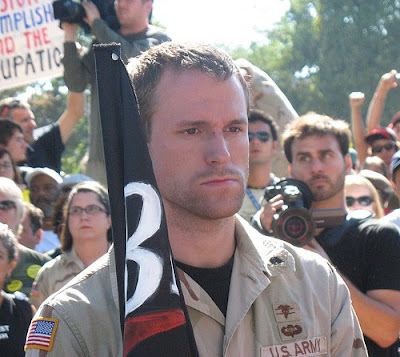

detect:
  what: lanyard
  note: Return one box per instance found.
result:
[246,187,261,211]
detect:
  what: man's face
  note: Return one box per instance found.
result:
[6,130,28,163]
[288,135,350,202]
[0,192,19,233]
[114,0,151,30]
[11,107,37,144]
[19,214,40,249]
[370,138,396,167]
[148,69,249,220]
[29,175,60,218]
[248,120,277,167]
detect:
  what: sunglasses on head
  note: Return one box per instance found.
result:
[0,99,21,117]
[248,131,270,142]
[371,142,396,154]
[346,196,373,207]
[0,200,16,211]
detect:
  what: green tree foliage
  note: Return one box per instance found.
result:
[231,0,400,124]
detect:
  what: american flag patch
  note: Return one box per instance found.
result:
[25,317,59,351]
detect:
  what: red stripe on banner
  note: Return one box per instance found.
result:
[123,309,186,355]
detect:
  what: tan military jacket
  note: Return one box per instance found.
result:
[30,249,85,308]
[25,217,367,356]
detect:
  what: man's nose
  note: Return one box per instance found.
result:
[30,119,37,129]
[310,158,323,172]
[205,132,230,165]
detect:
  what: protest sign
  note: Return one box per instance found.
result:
[0,0,64,90]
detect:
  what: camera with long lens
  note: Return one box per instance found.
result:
[52,0,119,33]
[264,179,315,247]
[264,179,347,247]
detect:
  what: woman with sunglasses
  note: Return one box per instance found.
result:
[31,181,112,308]
[345,174,384,218]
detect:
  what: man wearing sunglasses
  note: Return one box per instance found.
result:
[365,127,398,178]
[238,109,280,223]
[255,113,400,356]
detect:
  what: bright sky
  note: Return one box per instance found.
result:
[152,0,290,48]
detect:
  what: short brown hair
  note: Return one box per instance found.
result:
[61,181,111,251]
[282,112,351,163]
[23,202,44,234]
[127,42,249,140]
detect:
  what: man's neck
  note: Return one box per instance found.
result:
[119,23,148,36]
[167,211,236,269]
[311,191,347,211]
[247,163,272,188]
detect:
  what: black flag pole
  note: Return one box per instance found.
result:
[94,43,199,357]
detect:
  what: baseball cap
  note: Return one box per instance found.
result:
[25,167,63,188]
[365,127,397,144]
[389,111,400,129]
[60,173,94,190]
[390,150,400,178]
[359,169,394,204]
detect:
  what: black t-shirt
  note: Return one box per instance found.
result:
[316,217,400,356]
[0,292,33,357]
[175,256,234,316]
[26,124,64,173]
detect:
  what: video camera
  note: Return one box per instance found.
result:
[52,0,119,33]
[264,179,346,247]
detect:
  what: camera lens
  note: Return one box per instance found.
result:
[284,216,307,239]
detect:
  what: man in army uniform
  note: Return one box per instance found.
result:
[25,43,367,356]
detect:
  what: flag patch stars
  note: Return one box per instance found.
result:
[25,317,59,351]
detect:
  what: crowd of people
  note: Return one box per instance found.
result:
[0,0,400,356]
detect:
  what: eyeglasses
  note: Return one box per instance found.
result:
[248,131,270,142]
[0,163,12,171]
[371,142,396,154]
[346,196,373,207]
[69,205,107,216]
[0,200,16,211]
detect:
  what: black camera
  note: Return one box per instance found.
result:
[264,179,346,247]
[52,0,119,32]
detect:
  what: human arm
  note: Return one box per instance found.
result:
[251,194,284,234]
[61,22,92,92]
[343,278,400,348]
[349,92,368,166]
[366,70,398,131]
[325,262,367,356]
[30,266,50,309]
[305,235,400,348]
[25,305,85,356]
[57,91,85,144]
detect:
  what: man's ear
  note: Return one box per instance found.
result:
[288,163,293,178]
[34,229,43,246]
[7,259,17,276]
[344,153,353,174]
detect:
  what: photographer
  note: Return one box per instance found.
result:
[254,113,400,356]
[61,0,170,184]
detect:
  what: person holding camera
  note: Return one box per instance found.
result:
[238,109,281,223]
[61,0,171,185]
[25,42,366,357]
[254,112,400,356]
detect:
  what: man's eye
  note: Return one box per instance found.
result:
[227,127,242,133]
[184,128,199,135]
[298,156,310,162]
